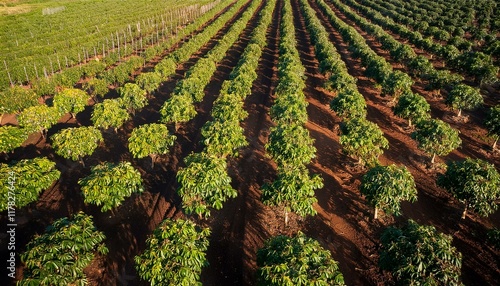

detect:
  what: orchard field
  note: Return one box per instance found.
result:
[0,0,499,285]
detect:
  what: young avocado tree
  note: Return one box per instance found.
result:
[382,70,414,102]
[160,94,197,132]
[83,78,109,102]
[135,72,162,95]
[360,164,418,219]
[411,119,462,164]
[0,126,29,155]
[19,212,108,286]
[257,232,345,285]
[394,92,431,127]
[201,119,248,158]
[379,219,462,285]
[78,161,144,212]
[135,218,210,285]
[445,84,483,117]
[0,157,60,211]
[261,166,323,226]
[0,86,39,124]
[176,152,237,218]
[265,123,316,171]
[437,158,500,219]
[91,98,130,132]
[128,123,176,167]
[53,88,89,118]
[339,118,389,167]
[118,83,147,115]
[485,105,500,149]
[17,105,62,138]
[50,126,103,166]
[330,89,367,121]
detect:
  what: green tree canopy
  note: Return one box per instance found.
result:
[19,212,108,286]
[177,152,237,218]
[445,84,483,117]
[379,220,463,285]
[257,232,345,286]
[128,123,176,167]
[53,88,89,118]
[330,88,367,121]
[339,118,389,166]
[118,83,148,114]
[0,126,28,154]
[91,98,130,132]
[438,158,500,219]
[0,157,60,211]
[17,105,62,137]
[394,92,431,127]
[160,94,197,131]
[360,164,418,219]
[78,161,144,212]
[412,119,462,163]
[135,219,210,286]
[50,126,103,165]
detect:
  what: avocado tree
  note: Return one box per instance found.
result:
[394,92,431,127]
[91,98,130,132]
[266,123,316,171]
[83,78,109,102]
[50,126,103,166]
[261,166,323,226]
[118,83,147,115]
[17,105,62,137]
[160,94,197,132]
[379,219,462,285]
[128,123,176,167]
[360,164,418,219]
[339,118,389,166]
[330,88,367,120]
[177,152,237,218]
[0,157,60,211]
[445,84,483,117]
[78,161,144,212]
[135,72,162,94]
[270,94,308,125]
[382,70,414,101]
[438,158,500,219]
[0,86,39,123]
[257,232,345,286]
[135,218,210,285]
[411,119,462,164]
[53,88,89,118]
[484,105,500,149]
[0,126,28,155]
[19,212,108,286]
[201,119,247,158]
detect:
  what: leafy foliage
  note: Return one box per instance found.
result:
[78,161,144,211]
[261,166,322,220]
[360,164,417,219]
[382,70,413,100]
[411,119,462,163]
[83,78,109,101]
[135,72,162,94]
[50,126,103,162]
[91,99,130,131]
[201,119,247,157]
[128,123,176,166]
[160,94,197,130]
[257,232,345,286]
[339,118,389,166]
[0,157,60,211]
[0,126,28,154]
[17,105,62,135]
[266,123,316,171]
[379,220,463,285]
[330,89,367,120]
[487,228,500,249]
[135,219,210,286]
[438,158,500,218]
[118,83,147,113]
[0,86,39,114]
[445,84,483,116]
[485,105,500,148]
[19,212,108,286]
[177,152,237,218]
[394,92,431,127]
[53,88,89,117]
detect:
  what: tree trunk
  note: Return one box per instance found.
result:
[431,153,436,164]
[0,113,3,125]
[461,204,468,219]
[457,109,462,117]
[80,158,85,168]
[174,122,179,132]
[492,137,498,150]
[408,118,412,127]
[151,155,156,168]
[374,207,379,220]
